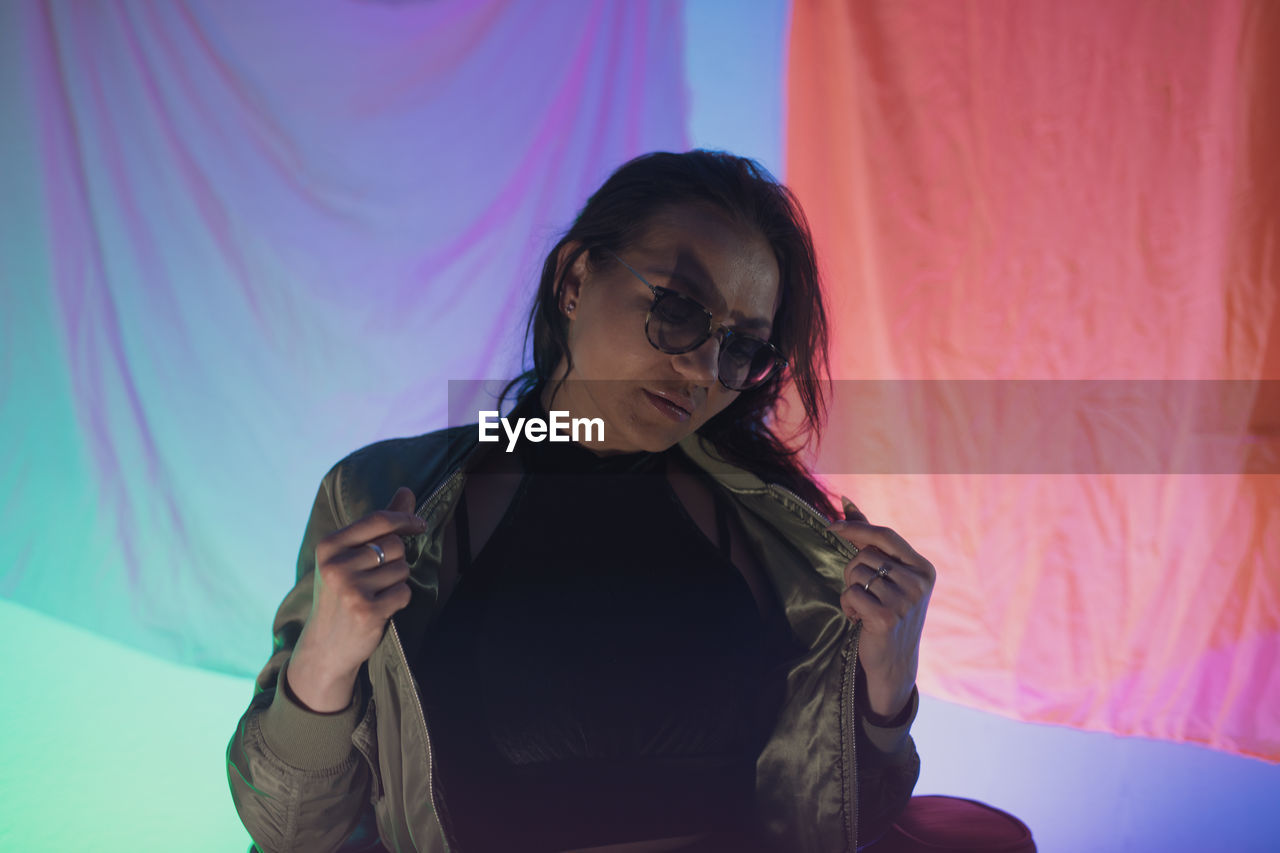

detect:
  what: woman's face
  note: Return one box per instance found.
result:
[542,202,781,454]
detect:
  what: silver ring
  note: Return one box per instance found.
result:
[863,564,891,593]
[366,542,386,565]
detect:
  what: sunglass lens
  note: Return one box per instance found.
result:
[648,292,781,390]
[720,338,777,390]
[650,293,708,351]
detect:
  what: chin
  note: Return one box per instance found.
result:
[603,414,685,455]
[615,424,685,454]
[593,386,714,454]
[630,403,703,451]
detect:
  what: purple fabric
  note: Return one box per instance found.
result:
[0,0,687,672]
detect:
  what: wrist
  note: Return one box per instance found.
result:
[865,680,913,720]
[863,685,916,727]
[261,657,363,770]
[285,649,359,713]
[858,660,916,722]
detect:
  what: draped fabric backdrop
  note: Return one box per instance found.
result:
[0,0,687,674]
[2,0,1276,790]
[787,0,1279,761]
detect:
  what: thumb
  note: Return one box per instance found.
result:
[840,495,868,524]
[387,485,416,513]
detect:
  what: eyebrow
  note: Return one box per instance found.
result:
[648,268,774,334]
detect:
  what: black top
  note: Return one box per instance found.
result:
[413,400,795,851]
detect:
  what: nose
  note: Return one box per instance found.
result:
[671,331,724,386]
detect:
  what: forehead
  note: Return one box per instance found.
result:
[627,203,782,324]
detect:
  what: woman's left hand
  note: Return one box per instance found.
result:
[829,502,936,720]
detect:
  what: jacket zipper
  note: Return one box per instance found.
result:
[769,482,861,852]
[414,468,462,518]
[766,483,832,524]
[846,624,860,852]
[390,468,466,853]
[388,620,450,853]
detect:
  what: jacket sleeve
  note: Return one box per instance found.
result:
[226,465,379,853]
[854,669,922,849]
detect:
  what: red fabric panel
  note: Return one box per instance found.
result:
[786,0,1280,760]
[866,796,1036,852]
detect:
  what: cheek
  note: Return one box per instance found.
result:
[572,317,662,376]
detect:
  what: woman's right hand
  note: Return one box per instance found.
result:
[286,486,426,712]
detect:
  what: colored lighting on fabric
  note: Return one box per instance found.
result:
[0,0,687,674]
[786,0,1279,761]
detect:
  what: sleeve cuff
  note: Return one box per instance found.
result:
[259,657,363,771]
[859,684,919,754]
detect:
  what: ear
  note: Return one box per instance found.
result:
[555,242,590,317]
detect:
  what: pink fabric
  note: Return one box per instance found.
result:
[787,0,1280,761]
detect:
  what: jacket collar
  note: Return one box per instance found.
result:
[676,431,770,494]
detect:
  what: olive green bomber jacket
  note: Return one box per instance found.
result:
[226,424,920,853]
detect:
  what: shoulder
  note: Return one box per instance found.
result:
[679,432,855,572]
[323,424,478,524]
[676,432,770,493]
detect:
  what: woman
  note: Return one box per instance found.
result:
[229,151,934,853]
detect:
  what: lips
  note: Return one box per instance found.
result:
[643,389,695,423]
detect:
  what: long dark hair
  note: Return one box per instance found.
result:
[500,150,837,518]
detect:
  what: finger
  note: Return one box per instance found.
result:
[845,563,911,615]
[332,533,407,572]
[370,578,412,613]
[831,521,932,576]
[829,521,921,564]
[354,560,412,596]
[844,555,894,593]
[839,583,895,630]
[387,486,416,514]
[844,546,927,600]
[842,545,900,587]
[371,532,407,564]
[328,505,426,550]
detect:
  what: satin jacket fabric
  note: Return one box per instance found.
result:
[227,423,921,853]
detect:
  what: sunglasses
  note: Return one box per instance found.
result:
[606,251,787,392]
